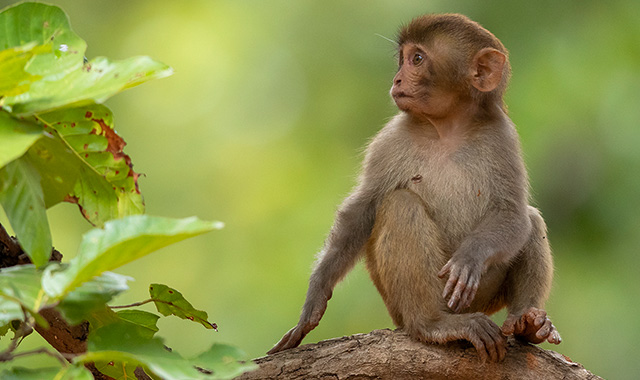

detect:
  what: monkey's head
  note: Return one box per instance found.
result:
[391,14,511,118]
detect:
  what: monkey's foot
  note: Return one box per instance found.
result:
[408,313,507,362]
[501,307,561,345]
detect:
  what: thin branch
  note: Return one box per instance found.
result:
[0,308,34,359]
[0,315,65,367]
[8,347,68,367]
[110,298,153,309]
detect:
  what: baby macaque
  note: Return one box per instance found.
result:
[269,14,561,362]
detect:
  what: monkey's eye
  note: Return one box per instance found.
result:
[412,53,424,66]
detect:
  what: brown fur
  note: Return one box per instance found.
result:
[268,13,560,362]
[397,14,511,109]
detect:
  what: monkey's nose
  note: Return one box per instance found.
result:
[395,78,402,85]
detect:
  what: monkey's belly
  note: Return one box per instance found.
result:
[407,175,491,245]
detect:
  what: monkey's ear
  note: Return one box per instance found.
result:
[470,48,506,92]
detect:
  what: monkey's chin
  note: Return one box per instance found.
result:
[393,97,414,112]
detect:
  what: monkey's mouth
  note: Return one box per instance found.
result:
[392,91,412,99]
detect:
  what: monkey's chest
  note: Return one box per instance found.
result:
[405,159,490,241]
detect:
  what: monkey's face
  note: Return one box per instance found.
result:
[391,42,465,120]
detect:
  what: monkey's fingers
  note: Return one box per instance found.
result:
[535,318,553,340]
[440,261,459,298]
[535,319,562,345]
[437,260,452,279]
[267,326,304,355]
[446,277,466,311]
[444,267,470,312]
[547,328,562,345]
[502,308,562,346]
[501,323,514,336]
[268,332,301,354]
[501,314,518,336]
[459,281,479,311]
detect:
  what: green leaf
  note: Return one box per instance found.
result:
[2,105,143,224]
[36,104,144,223]
[0,2,86,79]
[54,269,131,324]
[0,3,171,116]
[82,304,120,331]
[42,215,222,297]
[6,56,173,116]
[0,265,51,327]
[0,159,51,267]
[0,110,43,169]
[0,42,50,97]
[0,299,23,328]
[93,360,139,380]
[149,284,217,330]
[115,310,160,339]
[0,365,93,380]
[80,321,255,379]
[56,366,94,380]
[190,344,257,380]
[79,320,204,380]
[22,131,80,209]
[0,322,11,338]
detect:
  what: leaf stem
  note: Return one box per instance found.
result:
[110,298,153,309]
[110,298,218,330]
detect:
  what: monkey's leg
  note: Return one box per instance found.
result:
[501,206,561,344]
[366,189,506,362]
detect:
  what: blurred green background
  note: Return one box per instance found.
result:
[1,0,639,378]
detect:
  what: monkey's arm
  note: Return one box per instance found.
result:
[268,188,378,354]
[438,205,531,312]
[438,203,532,312]
[438,124,535,312]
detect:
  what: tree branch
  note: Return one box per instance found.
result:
[0,223,112,380]
[238,329,602,380]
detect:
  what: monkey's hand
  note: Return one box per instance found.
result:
[438,256,483,313]
[501,307,562,345]
[266,324,308,355]
[267,299,328,355]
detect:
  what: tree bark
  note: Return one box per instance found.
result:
[238,329,602,380]
[0,223,113,380]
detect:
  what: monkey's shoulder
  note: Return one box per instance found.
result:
[363,121,418,174]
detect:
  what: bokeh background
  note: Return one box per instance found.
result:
[1,0,639,378]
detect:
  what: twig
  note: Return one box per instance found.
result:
[110,298,153,309]
[9,347,68,367]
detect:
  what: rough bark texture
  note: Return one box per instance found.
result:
[0,224,114,380]
[238,329,602,380]
[33,308,90,355]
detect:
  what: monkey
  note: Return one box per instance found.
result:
[268,14,561,362]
